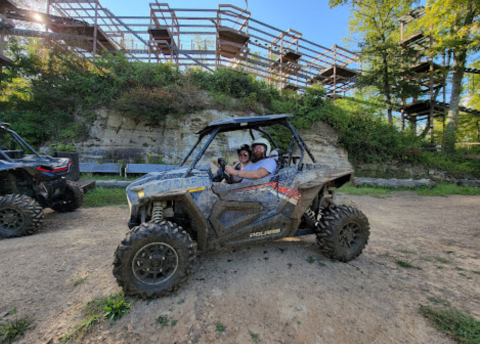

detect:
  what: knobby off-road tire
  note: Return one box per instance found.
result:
[113,221,195,299]
[0,194,44,238]
[51,180,84,212]
[316,205,370,262]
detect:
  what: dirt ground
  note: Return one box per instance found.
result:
[1,192,479,344]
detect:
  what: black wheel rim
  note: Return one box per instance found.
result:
[339,221,361,250]
[132,242,179,285]
[0,207,25,231]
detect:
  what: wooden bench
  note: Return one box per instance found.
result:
[124,164,177,177]
[79,162,123,175]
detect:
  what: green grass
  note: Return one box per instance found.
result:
[415,184,480,196]
[420,304,480,344]
[435,257,449,264]
[83,187,128,208]
[80,173,137,181]
[156,316,169,328]
[394,257,421,269]
[337,183,480,197]
[59,316,101,344]
[397,249,417,255]
[156,315,178,328]
[84,294,131,320]
[71,275,88,287]
[215,322,226,333]
[0,307,33,344]
[60,294,131,343]
[249,330,260,343]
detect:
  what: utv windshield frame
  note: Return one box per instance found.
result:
[0,123,46,163]
[178,115,316,178]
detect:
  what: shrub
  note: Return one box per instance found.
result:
[114,84,204,124]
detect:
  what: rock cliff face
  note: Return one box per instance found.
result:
[75,109,351,169]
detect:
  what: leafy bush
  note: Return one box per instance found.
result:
[419,151,480,178]
[186,67,278,107]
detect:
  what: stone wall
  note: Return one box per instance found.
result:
[72,109,352,170]
[354,162,461,182]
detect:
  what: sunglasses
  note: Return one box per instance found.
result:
[239,152,249,157]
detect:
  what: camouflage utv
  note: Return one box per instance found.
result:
[113,114,370,298]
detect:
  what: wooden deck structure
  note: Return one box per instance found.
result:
[398,6,449,142]
[148,3,179,63]
[0,0,360,93]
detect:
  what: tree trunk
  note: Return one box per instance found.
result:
[443,49,467,154]
[382,53,393,124]
[387,107,393,124]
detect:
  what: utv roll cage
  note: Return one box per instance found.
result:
[178,114,316,178]
[0,122,47,163]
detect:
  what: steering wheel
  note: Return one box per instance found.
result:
[213,157,233,184]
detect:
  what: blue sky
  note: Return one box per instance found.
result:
[98,0,354,51]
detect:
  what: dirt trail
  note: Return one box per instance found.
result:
[1,192,479,344]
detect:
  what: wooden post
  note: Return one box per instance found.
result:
[93,0,99,64]
[148,5,152,64]
[333,45,337,101]
[429,36,434,143]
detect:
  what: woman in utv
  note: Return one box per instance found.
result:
[230,144,252,183]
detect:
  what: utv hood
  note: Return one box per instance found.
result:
[0,155,71,175]
[126,164,213,205]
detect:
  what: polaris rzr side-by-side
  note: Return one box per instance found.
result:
[0,123,84,239]
[113,114,370,298]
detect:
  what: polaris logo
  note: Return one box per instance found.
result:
[250,229,281,238]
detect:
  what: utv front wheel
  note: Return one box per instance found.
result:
[52,180,84,212]
[113,221,195,299]
[0,194,44,238]
[316,205,370,262]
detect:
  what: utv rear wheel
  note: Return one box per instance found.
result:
[113,221,195,299]
[52,180,84,212]
[316,205,369,262]
[0,194,44,238]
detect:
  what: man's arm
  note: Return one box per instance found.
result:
[236,167,270,180]
[225,162,274,180]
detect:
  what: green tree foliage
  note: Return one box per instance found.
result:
[460,60,480,147]
[329,0,418,124]
[419,0,480,153]
[1,38,479,177]
[321,95,421,163]
[185,67,278,106]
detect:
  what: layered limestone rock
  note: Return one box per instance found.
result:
[74,109,351,170]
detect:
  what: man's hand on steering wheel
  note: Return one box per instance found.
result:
[216,157,233,184]
[224,165,236,177]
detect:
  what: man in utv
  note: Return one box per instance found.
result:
[225,138,277,182]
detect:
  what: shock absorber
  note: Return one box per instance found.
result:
[151,201,164,224]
